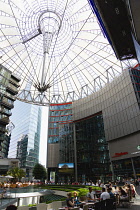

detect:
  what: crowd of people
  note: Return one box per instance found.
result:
[2,178,139,210]
[0,181,38,188]
[66,179,139,209]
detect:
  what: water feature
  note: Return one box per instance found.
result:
[0,186,54,209]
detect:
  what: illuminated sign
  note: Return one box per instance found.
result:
[112,152,128,158]
[58,163,74,174]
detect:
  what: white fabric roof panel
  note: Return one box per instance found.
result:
[0,0,137,105]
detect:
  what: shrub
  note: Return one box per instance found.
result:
[28,204,37,207]
[77,188,88,197]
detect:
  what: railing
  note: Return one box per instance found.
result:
[0,116,9,124]
[0,186,54,209]
[0,191,18,209]
[7,83,18,94]
[9,78,20,87]
[1,98,14,108]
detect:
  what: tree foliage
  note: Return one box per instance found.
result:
[7,167,26,182]
[33,163,47,181]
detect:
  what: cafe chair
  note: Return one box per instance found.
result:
[69,207,80,210]
[100,200,106,210]
[105,199,114,210]
[83,204,89,210]
[94,202,101,210]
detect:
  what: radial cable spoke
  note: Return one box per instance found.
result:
[0,0,137,105]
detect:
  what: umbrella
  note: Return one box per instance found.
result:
[5,175,14,178]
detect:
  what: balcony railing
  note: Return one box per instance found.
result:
[4,92,16,100]
[7,83,18,94]
[1,98,14,108]
[0,134,6,141]
[0,127,6,133]
[0,107,12,116]
[9,77,20,87]
[0,115,9,124]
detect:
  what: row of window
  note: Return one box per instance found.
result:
[112,156,140,178]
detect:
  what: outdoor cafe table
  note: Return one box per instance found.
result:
[59,201,99,210]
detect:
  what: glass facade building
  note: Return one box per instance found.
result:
[75,112,110,183]
[59,123,74,163]
[48,102,73,144]
[47,102,73,183]
[8,100,42,177]
[129,64,140,106]
[112,156,140,180]
[47,104,110,183]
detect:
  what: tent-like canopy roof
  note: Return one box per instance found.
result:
[0,0,137,105]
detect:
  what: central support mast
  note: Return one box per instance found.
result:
[39,11,62,87]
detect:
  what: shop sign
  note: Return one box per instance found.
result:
[112,152,128,158]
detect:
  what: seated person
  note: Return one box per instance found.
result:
[6,205,17,210]
[2,187,7,198]
[130,184,136,198]
[118,187,128,200]
[124,184,133,200]
[73,191,83,207]
[107,188,115,199]
[86,187,96,202]
[66,192,75,208]
[100,187,110,200]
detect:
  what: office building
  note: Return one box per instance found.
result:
[8,100,42,179]
[47,65,140,182]
[47,102,110,183]
[47,102,73,183]
[73,65,140,182]
[0,158,19,175]
[0,65,20,158]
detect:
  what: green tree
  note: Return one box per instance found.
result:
[7,167,26,183]
[33,163,47,182]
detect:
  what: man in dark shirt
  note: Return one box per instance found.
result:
[107,188,115,199]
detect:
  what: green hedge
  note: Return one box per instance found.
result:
[27,185,102,206]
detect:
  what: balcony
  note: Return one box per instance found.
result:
[0,97,14,109]
[0,127,6,133]
[6,83,18,95]
[0,115,9,125]
[9,78,20,87]
[4,92,16,101]
[0,134,6,142]
[0,107,12,116]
